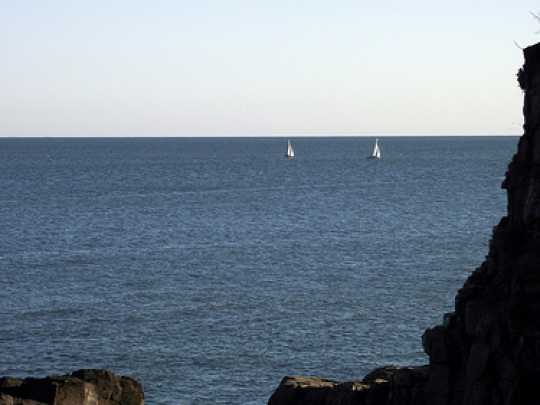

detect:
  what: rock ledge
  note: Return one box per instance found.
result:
[0,369,143,405]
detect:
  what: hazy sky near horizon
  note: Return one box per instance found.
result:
[1,1,539,137]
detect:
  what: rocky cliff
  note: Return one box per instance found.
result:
[0,369,143,405]
[268,42,540,405]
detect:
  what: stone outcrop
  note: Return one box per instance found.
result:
[0,369,143,405]
[269,367,429,405]
[268,42,540,405]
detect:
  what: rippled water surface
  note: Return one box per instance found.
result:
[0,137,517,404]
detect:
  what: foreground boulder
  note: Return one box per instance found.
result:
[269,42,540,405]
[0,369,143,405]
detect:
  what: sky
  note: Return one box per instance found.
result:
[1,1,539,137]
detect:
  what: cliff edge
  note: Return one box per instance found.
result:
[268,42,540,405]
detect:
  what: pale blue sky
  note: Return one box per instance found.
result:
[1,1,539,136]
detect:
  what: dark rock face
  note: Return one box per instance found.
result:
[268,42,540,405]
[0,369,143,405]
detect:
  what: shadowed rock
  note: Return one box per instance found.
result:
[268,367,428,405]
[268,42,540,405]
[0,369,143,405]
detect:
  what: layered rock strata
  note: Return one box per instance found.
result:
[268,42,540,405]
[0,369,143,405]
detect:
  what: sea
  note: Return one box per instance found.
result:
[0,137,518,404]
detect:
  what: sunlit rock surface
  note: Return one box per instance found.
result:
[0,369,143,405]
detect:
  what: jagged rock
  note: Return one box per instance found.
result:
[268,367,428,405]
[268,42,540,405]
[268,375,385,405]
[0,370,143,405]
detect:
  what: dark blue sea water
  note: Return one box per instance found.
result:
[0,137,517,404]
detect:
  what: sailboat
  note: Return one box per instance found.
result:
[368,138,381,160]
[286,140,295,159]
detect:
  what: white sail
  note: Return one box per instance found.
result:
[371,139,381,159]
[287,140,295,158]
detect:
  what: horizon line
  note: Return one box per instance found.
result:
[0,133,521,139]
